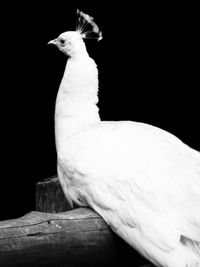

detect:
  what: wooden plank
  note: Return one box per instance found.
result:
[0,208,153,267]
[0,208,116,266]
[0,176,154,266]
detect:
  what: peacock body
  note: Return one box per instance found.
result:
[48,10,200,267]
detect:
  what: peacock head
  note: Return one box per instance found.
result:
[48,10,102,58]
[48,31,87,57]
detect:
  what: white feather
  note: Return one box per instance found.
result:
[48,14,200,266]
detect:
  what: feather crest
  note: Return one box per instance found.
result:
[76,9,103,41]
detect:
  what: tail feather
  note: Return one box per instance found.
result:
[180,235,200,257]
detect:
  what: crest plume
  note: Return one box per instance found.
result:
[76,9,103,41]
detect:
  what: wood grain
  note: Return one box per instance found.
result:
[0,208,118,266]
[36,175,72,213]
[0,207,153,266]
[0,176,154,266]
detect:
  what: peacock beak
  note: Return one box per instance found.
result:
[48,39,58,46]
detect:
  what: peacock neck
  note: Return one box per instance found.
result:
[55,55,100,151]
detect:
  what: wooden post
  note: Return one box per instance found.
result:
[36,175,73,213]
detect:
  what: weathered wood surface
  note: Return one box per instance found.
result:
[0,176,154,266]
[0,208,117,266]
[36,175,72,213]
[0,208,152,267]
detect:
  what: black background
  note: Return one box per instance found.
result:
[0,4,199,220]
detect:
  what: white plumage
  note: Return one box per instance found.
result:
[48,11,200,267]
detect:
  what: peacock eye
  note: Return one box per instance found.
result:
[59,38,65,45]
